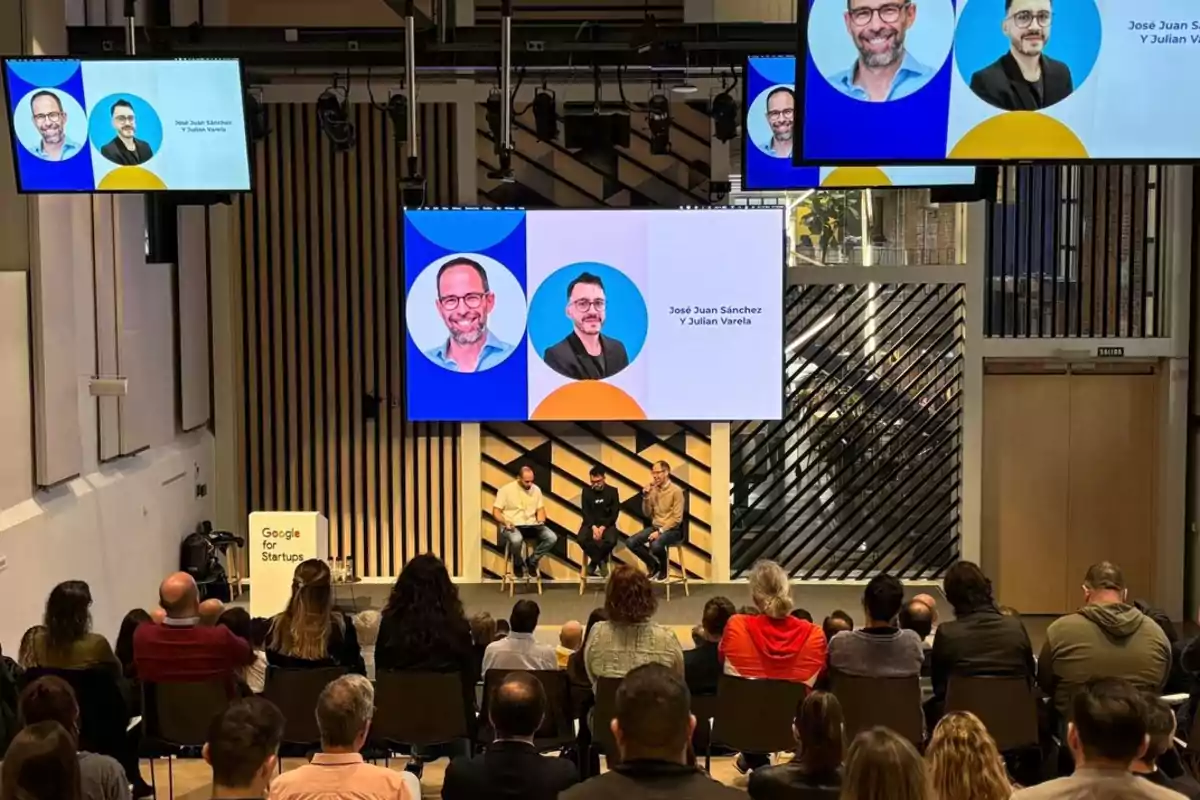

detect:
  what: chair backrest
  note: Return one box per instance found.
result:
[478,669,575,748]
[592,677,622,757]
[21,667,129,758]
[944,675,1038,751]
[831,671,924,746]
[142,680,230,747]
[713,675,807,754]
[262,666,349,746]
[372,670,469,747]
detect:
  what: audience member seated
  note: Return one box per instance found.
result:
[568,609,607,691]
[841,727,929,800]
[495,619,511,639]
[747,691,843,800]
[557,620,583,669]
[722,560,826,685]
[924,711,1012,800]
[18,676,130,800]
[1132,692,1200,799]
[483,600,558,674]
[217,608,268,694]
[1037,562,1170,722]
[469,612,497,679]
[375,554,476,774]
[685,597,735,697]
[929,561,1034,710]
[353,610,382,681]
[898,600,933,677]
[792,609,814,623]
[203,698,284,800]
[22,581,120,678]
[584,566,683,685]
[270,675,418,800]
[443,671,578,800]
[911,593,940,642]
[199,598,226,625]
[17,625,43,670]
[827,574,924,678]
[821,611,853,644]
[1,721,83,800]
[560,663,742,800]
[132,572,255,693]
[265,559,365,674]
[1012,678,1179,799]
[1134,600,1189,695]
[114,610,151,682]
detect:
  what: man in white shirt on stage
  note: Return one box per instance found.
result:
[492,466,558,578]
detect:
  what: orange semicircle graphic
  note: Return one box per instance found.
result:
[98,166,167,191]
[949,112,1088,160]
[532,381,646,421]
[822,167,892,188]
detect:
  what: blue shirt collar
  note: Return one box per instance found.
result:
[34,138,81,161]
[760,137,793,158]
[835,50,932,102]
[426,329,513,372]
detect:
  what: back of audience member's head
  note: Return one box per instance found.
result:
[794,691,843,778]
[748,560,793,619]
[115,609,151,672]
[381,553,470,652]
[18,677,80,739]
[701,596,736,641]
[490,671,546,740]
[270,558,337,660]
[1138,691,1176,768]
[583,608,608,645]
[470,611,496,647]
[17,625,44,669]
[510,599,540,634]
[560,620,583,651]
[823,610,854,642]
[942,561,995,617]
[199,598,226,625]
[1069,678,1147,768]
[614,663,692,763]
[997,605,1019,618]
[352,609,382,647]
[217,606,252,643]
[605,565,657,624]
[911,594,939,624]
[861,574,904,625]
[249,617,271,649]
[738,605,761,617]
[899,600,933,641]
[159,572,201,619]
[0,720,81,800]
[925,711,1011,800]
[43,580,93,652]
[204,698,284,792]
[841,727,929,800]
[317,675,375,750]
[495,619,511,639]
[1082,561,1127,603]
[1133,600,1178,643]
[792,608,814,623]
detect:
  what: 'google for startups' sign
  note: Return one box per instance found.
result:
[248,511,329,618]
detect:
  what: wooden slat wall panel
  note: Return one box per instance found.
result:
[234,102,461,578]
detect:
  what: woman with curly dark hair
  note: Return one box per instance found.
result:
[375,554,474,775]
[23,581,120,678]
[584,564,682,687]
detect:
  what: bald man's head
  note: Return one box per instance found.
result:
[912,593,939,623]
[159,572,200,619]
[199,598,226,625]
[560,620,583,651]
[490,672,545,739]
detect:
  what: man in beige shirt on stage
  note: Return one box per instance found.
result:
[492,466,558,579]
[626,461,684,581]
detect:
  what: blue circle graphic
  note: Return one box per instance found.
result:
[528,263,648,376]
[954,0,1101,101]
[6,60,81,88]
[87,93,164,162]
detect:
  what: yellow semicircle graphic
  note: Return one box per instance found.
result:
[949,112,1088,160]
[821,167,892,188]
[98,166,167,191]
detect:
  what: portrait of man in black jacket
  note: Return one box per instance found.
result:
[543,272,630,381]
[99,99,156,166]
[578,464,620,576]
[969,0,1074,111]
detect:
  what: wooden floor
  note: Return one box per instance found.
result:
[143,753,751,798]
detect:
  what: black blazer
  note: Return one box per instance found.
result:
[684,640,722,696]
[930,607,1035,701]
[265,612,366,675]
[441,740,578,800]
[543,332,630,380]
[748,763,841,800]
[580,484,620,529]
[969,52,1073,111]
[561,760,744,800]
[99,136,154,165]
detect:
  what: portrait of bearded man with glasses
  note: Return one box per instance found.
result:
[829,0,934,102]
[543,271,630,380]
[424,256,516,373]
[970,0,1074,111]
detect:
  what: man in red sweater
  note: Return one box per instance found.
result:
[133,572,255,691]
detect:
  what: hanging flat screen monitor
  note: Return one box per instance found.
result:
[2,57,251,193]
[403,208,785,423]
[745,55,976,189]
[794,0,1200,163]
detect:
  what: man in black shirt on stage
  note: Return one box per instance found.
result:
[579,465,620,576]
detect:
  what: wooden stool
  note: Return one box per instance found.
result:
[501,536,543,597]
[665,542,689,601]
[578,551,614,596]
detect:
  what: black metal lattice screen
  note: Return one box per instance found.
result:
[730,284,964,580]
[985,164,1165,338]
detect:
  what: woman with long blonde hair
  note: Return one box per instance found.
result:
[840,727,929,800]
[925,712,1012,800]
[266,559,365,673]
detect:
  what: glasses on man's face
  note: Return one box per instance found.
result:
[848,2,911,26]
[114,114,135,125]
[439,292,487,311]
[1010,9,1051,28]
[572,298,606,312]
[33,112,63,125]
[766,108,795,122]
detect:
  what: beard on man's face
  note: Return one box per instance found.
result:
[1014,28,1046,55]
[447,311,486,345]
[856,25,905,68]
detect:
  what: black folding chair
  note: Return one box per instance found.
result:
[711,675,807,764]
[689,693,719,771]
[140,680,230,799]
[371,670,472,763]
[831,671,924,746]
[589,677,622,766]
[261,666,349,759]
[945,675,1039,752]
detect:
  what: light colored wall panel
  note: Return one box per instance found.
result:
[178,206,211,431]
[120,261,177,455]
[0,274,33,508]
[92,196,121,461]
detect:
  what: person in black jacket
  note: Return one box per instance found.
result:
[968,0,1073,111]
[98,99,155,166]
[1133,692,1200,799]
[749,691,843,800]
[542,273,630,381]
[684,597,734,697]
[442,671,578,800]
[578,465,620,576]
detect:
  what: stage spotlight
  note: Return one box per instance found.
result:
[387,93,409,143]
[532,87,558,142]
[647,91,671,155]
[711,89,738,143]
[317,88,355,151]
